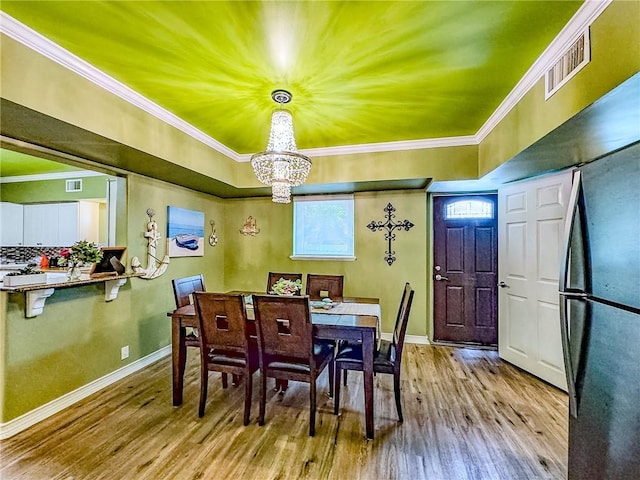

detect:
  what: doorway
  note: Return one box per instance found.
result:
[432,195,498,345]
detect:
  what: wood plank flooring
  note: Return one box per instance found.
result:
[0,345,568,479]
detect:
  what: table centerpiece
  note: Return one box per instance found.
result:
[270,277,302,296]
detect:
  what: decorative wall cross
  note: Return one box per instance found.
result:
[366,203,415,265]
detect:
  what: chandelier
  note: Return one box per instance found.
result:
[251,90,311,203]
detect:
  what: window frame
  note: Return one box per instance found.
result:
[290,194,356,261]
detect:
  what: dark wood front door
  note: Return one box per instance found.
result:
[433,195,498,345]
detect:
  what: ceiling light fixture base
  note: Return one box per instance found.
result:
[271,89,292,104]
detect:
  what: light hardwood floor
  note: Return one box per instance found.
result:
[0,345,568,479]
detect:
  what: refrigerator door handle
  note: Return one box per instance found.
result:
[559,170,581,292]
[559,169,582,418]
[559,291,588,298]
[560,295,579,418]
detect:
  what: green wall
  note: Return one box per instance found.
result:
[0,175,109,203]
[223,190,427,337]
[0,173,225,422]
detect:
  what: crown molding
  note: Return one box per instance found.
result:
[1,2,611,162]
[0,12,241,162]
[236,135,477,162]
[476,0,612,142]
[0,170,105,184]
[302,135,478,158]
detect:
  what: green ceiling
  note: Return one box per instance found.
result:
[0,149,83,177]
[1,1,583,155]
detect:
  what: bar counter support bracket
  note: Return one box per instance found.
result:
[10,275,136,318]
[105,278,128,301]
[25,288,55,318]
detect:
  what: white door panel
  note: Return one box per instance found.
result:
[498,170,571,390]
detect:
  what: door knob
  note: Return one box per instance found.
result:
[497,281,509,288]
[435,274,449,281]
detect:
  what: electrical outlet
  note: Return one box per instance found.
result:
[121,345,129,360]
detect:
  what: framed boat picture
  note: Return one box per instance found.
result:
[167,206,205,257]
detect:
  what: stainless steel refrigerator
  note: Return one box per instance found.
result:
[559,142,640,479]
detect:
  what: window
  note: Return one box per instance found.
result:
[292,194,355,260]
[445,200,494,219]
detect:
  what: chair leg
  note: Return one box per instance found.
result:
[221,372,228,389]
[334,364,342,415]
[328,360,335,398]
[343,369,348,386]
[198,367,209,418]
[243,371,252,426]
[393,371,403,423]
[258,371,266,426]
[309,375,317,436]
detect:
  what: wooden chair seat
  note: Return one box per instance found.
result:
[207,349,254,367]
[266,343,334,374]
[335,340,396,370]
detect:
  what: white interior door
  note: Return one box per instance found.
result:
[498,170,571,390]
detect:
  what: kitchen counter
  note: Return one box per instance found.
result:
[1,272,142,317]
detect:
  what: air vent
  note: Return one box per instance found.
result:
[65,179,83,192]
[545,29,590,100]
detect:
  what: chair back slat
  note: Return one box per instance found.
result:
[252,295,313,361]
[194,293,249,355]
[266,272,303,294]
[390,283,414,363]
[172,274,206,308]
[305,274,344,302]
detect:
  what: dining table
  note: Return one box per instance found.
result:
[168,293,381,439]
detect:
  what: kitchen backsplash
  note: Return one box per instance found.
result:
[0,246,64,265]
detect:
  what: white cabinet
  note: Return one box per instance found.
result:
[57,203,80,246]
[0,202,24,245]
[23,204,63,246]
[22,202,100,246]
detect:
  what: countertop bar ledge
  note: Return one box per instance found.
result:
[1,272,143,318]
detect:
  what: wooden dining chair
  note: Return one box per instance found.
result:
[266,272,303,294]
[305,274,344,302]
[172,274,206,349]
[334,282,414,422]
[252,294,335,436]
[172,275,238,387]
[193,292,258,425]
[266,272,304,393]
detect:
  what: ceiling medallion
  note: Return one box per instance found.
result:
[250,90,311,204]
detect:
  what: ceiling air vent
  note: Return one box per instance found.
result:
[545,29,590,100]
[65,179,83,192]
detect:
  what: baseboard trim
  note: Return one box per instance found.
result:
[0,345,171,440]
[380,332,431,345]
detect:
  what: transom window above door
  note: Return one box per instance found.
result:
[445,200,494,219]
